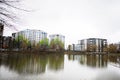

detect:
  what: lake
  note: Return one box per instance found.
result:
[0,53,120,80]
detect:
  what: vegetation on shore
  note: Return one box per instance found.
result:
[67,43,120,54]
[3,35,65,52]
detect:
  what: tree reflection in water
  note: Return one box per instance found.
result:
[0,53,64,75]
[108,55,120,68]
[48,54,64,71]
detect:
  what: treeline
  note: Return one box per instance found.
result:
[103,44,120,53]
[67,43,120,53]
[86,44,120,53]
[3,35,65,52]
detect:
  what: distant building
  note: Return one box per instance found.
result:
[72,44,81,51]
[12,29,47,45]
[2,36,12,50]
[49,34,65,44]
[49,34,65,49]
[70,44,83,51]
[78,38,107,52]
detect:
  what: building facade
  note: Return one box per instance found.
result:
[49,34,65,44]
[49,34,65,49]
[12,29,47,45]
[78,38,107,52]
[72,44,81,51]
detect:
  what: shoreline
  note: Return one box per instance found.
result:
[0,51,120,55]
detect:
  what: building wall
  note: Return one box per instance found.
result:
[74,44,81,51]
[49,34,65,49]
[49,34,65,44]
[12,29,47,45]
[78,38,107,52]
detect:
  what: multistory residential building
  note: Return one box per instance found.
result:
[78,38,107,52]
[72,44,81,51]
[49,34,65,44]
[12,29,47,45]
[49,34,65,49]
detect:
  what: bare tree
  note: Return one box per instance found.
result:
[0,0,26,29]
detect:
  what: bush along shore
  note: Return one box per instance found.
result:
[1,49,120,55]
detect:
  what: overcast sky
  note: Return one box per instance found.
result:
[3,0,120,47]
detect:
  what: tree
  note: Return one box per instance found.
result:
[87,44,97,52]
[103,47,108,52]
[0,0,27,29]
[0,0,17,27]
[68,45,72,51]
[50,38,64,51]
[92,44,97,52]
[22,38,29,50]
[50,39,56,49]
[14,35,30,50]
[87,45,91,52]
[39,38,49,51]
[108,44,117,53]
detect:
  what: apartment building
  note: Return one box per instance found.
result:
[78,38,107,52]
[49,34,65,44]
[12,29,47,45]
[49,34,65,50]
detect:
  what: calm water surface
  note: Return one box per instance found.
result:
[0,53,120,80]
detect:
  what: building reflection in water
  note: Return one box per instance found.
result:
[68,54,120,68]
[86,55,108,68]
[0,53,64,75]
[0,53,120,75]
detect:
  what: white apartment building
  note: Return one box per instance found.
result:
[12,29,47,45]
[78,38,107,52]
[49,34,65,44]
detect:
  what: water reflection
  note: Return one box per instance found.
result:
[48,54,64,71]
[68,54,120,68]
[95,70,120,80]
[0,54,120,80]
[0,54,64,75]
[108,55,120,68]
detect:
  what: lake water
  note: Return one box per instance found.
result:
[0,53,120,80]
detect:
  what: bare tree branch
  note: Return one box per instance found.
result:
[0,0,29,11]
[0,0,20,3]
[0,12,17,20]
[0,7,10,13]
[2,0,20,2]
[0,0,27,30]
[0,18,18,31]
